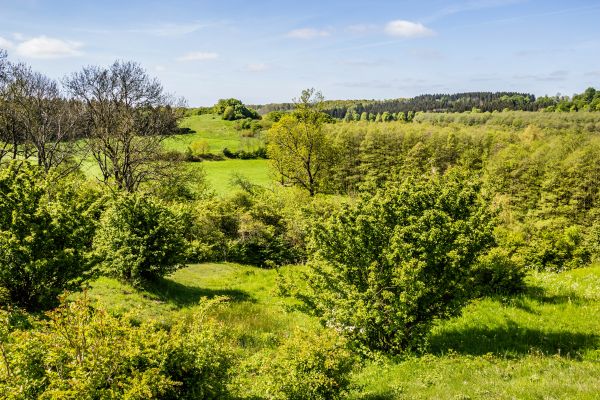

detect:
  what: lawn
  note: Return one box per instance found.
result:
[85,263,600,399]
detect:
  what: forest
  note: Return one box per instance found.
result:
[251,88,600,118]
[1,47,600,399]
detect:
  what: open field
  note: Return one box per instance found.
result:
[198,159,272,195]
[164,114,264,154]
[84,263,600,399]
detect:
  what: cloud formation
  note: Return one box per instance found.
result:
[286,28,330,39]
[16,36,82,58]
[0,36,14,49]
[177,51,219,61]
[385,20,435,38]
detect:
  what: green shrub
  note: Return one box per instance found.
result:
[235,328,356,400]
[93,194,187,287]
[296,170,495,353]
[471,247,526,296]
[520,221,591,272]
[0,296,232,399]
[0,162,99,311]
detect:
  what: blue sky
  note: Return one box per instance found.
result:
[0,0,599,106]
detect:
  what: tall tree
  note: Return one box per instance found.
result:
[9,64,83,172]
[267,89,334,196]
[65,61,183,192]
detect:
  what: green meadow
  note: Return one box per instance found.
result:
[84,263,600,399]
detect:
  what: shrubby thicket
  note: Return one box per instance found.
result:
[0,296,233,399]
[0,162,101,311]
[293,170,497,352]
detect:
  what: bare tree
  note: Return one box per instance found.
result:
[64,61,183,192]
[0,52,26,162]
[0,53,83,171]
[10,65,83,172]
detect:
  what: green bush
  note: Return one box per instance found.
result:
[187,190,308,267]
[0,162,99,311]
[93,194,188,287]
[0,296,232,399]
[297,170,495,353]
[471,247,526,296]
[235,328,356,400]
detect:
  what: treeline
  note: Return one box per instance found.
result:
[252,88,600,118]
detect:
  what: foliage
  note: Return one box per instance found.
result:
[296,170,495,353]
[187,189,309,266]
[470,247,526,296]
[0,295,233,399]
[213,98,260,121]
[235,328,356,400]
[0,162,100,311]
[93,194,187,287]
[267,89,335,195]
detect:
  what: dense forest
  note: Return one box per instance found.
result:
[2,48,600,399]
[251,88,600,119]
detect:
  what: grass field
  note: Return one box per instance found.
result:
[78,113,274,195]
[164,114,264,154]
[85,263,600,399]
[197,159,273,195]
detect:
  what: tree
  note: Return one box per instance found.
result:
[9,64,83,173]
[0,161,98,310]
[0,53,27,163]
[267,89,334,196]
[296,170,495,352]
[64,61,183,192]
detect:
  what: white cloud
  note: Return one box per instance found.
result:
[246,63,269,72]
[12,32,25,41]
[0,36,14,49]
[177,51,219,61]
[385,20,435,38]
[16,36,82,58]
[286,28,330,39]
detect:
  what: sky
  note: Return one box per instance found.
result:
[0,0,599,106]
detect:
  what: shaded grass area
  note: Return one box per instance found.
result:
[86,263,600,399]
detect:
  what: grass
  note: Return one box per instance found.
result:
[164,114,264,154]
[85,263,600,399]
[78,113,274,195]
[198,159,273,195]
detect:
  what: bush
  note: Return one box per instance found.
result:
[297,170,495,353]
[94,194,188,287]
[0,162,99,311]
[235,328,356,400]
[471,247,526,296]
[185,190,309,267]
[0,296,233,399]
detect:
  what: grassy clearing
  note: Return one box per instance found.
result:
[85,263,600,399]
[164,114,263,154]
[197,159,273,195]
